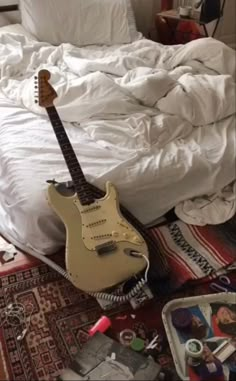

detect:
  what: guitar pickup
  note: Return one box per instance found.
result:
[95,241,117,256]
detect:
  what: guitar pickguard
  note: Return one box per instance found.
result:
[73,182,145,252]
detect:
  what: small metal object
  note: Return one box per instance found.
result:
[185,339,203,367]
[124,249,142,258]
[146,334,159,350]
[210,275,236,293]
[17,328,28,341]
[119,329,136,346]
[129,284,153,310]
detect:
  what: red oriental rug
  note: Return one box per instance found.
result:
[0,258,235,381]
[0,215,235,380]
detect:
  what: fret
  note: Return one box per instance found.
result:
[66,158,80,166]
[52,124,64,130]
[74,176,88,184]
[60,147,73,153]
[69,167,81,173]
[61,143,74,150]
[64,153,77,160]
[50,117,63,123]
[58,136,70,143]
[74,179,88,186]
[47,109,59,117]
[67,159,81,166]
[46,106,94,206]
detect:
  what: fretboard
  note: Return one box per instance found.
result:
[46,106,94,205]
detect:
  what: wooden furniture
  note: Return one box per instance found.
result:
[157,1,226,43]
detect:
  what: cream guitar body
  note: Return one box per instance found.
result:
[47,181,148,292]
[37,69,149,293]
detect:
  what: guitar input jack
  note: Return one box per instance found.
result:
[89,253,150,303]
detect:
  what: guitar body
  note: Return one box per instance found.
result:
[47,181,149,292]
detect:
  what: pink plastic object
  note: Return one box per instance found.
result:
[88,316,111,337]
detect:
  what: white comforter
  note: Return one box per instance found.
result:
[0,31,235,255]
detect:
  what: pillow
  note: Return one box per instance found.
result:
[19,0,140,46]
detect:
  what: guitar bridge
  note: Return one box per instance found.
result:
[95,241,117,256]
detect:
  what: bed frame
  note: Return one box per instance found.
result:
[0,4,18,13]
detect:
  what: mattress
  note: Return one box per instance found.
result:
[0,28,235,255]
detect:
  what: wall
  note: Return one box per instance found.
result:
[0,0,20,26]
[131,0,161,37]
[215,0,236,48]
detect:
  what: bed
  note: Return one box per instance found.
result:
[0,0,235,257]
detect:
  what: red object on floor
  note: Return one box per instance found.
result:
[89,315,112,336]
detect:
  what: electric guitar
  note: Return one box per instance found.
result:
[36,69,149,293]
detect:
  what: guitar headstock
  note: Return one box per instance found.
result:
[35,69,58,108]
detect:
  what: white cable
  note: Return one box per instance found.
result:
[24,250,150,303]
[143,254,150,283]
[0,303,34,341]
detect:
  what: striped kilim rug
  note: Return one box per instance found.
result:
[150,218,236,291]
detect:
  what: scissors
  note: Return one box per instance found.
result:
[210,275,236,293]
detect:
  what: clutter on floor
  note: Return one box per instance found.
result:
[0,251,235,381]
[163,292,236,380]
[58,332,161,380]
[0,215,235,380]
[56,292,236,381]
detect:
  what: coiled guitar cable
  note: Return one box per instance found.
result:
[22,247,150,303]
[89,252,150,303]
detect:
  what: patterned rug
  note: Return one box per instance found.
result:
[0,260,221,381]
[0,216,236,380]
[1,258,236,381]
[151,219,236,291]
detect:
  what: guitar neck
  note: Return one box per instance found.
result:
[46,106,94,205]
